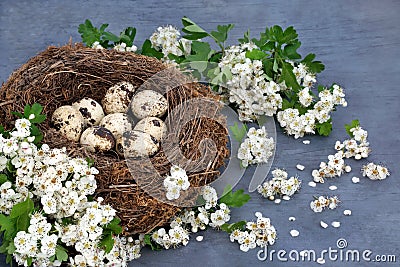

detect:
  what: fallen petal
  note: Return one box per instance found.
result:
[290,229,299,237]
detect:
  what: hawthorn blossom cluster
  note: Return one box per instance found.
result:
[163,165,190,200]
[362,163,390,180]
[310,196,340,213]
[91,41,138,52]
[238,126,274,168]
[219,43,283,121]
[150,25,191,61]
[152,186,231,249]
[311,151,352,183]
[312,124,369,183]
[336,125,370,160]
[292,62,317,92]
[230,212,276,252]
[257,169,301,200]
[277,84,347,138]
[0,118,141,266]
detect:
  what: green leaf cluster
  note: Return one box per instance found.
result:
[220,220,246,233]
[78,19,136,48]
[11,103,46,145]
[0,197,35,264]
[219,185,251,208]
[229,122,248,142]
[99,217,123,253]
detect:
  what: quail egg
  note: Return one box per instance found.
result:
[116,130,159,158]
[99,113,134,139]
[72,97,105,127]
[80,126,116,153]
[134,117,167,141]
[51,105,85,142]
[130,90,168,119]
[102,81,136,114]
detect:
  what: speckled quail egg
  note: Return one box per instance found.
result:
[134,117,167,141]
[72,97,105,127]
[130,90,168,119]
[99,113,134,139]
[102,82,136,114]
[116,130,159,158]
[51,105,85,142]
[80,126,116,153]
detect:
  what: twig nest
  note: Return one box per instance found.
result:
[99,113,134,139]
[134,117,167,141]
[51,105,85,142]
[130,90,168,119]
[102,82,136,114]
[116,130,159,158]
[72,97,105,127]
[80,126,116,152]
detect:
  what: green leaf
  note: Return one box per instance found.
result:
[30,103,43,115]
[281,26,298,44]
[219,185,251,208]
[56,245,68,262]
[16,212,30,231]
[257,115,268,127]
[120,27,136,46]
[0,214,16,240]
[316,120,333,136]
[345,119,360,138]
[144,233,161,251]
[6,241,16,255]
[78,19,103,47]
[245,49,267,60]
[0,174,9,185]
[102,32,120,43]
[283,41,301,59]
[11,111,23,119]
[220,221,246,233]
[105,217,122,235]
[99,234,115,254]
[262,58,274,79]
[302,53,325,73]
[229,122,248,142]
[27,257,33,266]
[181,17,209,40]
[140,39,164,59]
[10,197,34,219]
[238,29,250,44]
[281,98,294,110]
[280,61,301,91]
[210,24,234,44]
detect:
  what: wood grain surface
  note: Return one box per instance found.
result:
[0,0,399,266]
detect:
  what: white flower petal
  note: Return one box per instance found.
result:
[328,185,337,191]
[308,181,317,187]
[296,164,305,171]
[351,177,360,183]
[320,221,328,229]
[343,209,352,216]
[289,229,299,237]
[196,236,204,242]
[331,221,341,228]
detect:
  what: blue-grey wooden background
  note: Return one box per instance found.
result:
[1,0,399,266]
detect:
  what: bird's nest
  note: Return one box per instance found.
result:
[0,43,229,235]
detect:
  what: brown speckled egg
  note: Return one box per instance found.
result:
[102,82,136,114]
[80,126,116,153]
[72,97,105,127]
[130,90,168,119]
[134,117,167,141]
[51,105,85,142]
[116,130,159,158]
[99,113,134,139]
